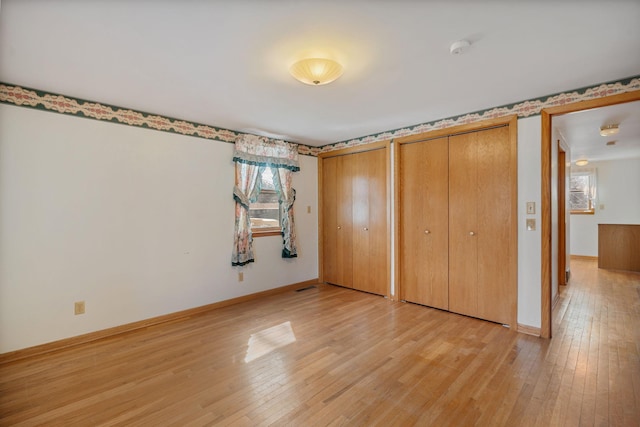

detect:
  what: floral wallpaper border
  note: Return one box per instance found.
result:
[319,75,640,153]
[0,83,319,156]
[1,75,639,157]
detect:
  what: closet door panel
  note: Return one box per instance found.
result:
[351,150,370,291]
[321,155,353,288]
[352,148,387,295]
[400,138,449,309]
[321,156,340,284]
[477,126,511,324]
[365,148,388,296]
[448,132,478,318]
[337,155,354,288]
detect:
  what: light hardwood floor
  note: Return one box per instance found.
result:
[1,258,638,426]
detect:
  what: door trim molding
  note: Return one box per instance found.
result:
[557,142,567,288]
[540,89,640,338]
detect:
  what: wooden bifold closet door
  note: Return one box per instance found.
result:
[321,155,353,288]
[320,143,389,297]
[397,117,516,327]
[351,149,388,296]
[399,137,449,310]
[448,126,512,325]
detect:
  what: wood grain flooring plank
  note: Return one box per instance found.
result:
[1,261,638,426]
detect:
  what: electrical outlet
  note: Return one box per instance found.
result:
[526,219,536,231]
[307,205,311,214]
[526,202,535,214]
[74,301,85,315]
[238,272,244,282]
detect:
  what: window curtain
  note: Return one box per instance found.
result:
[272,167,297,258]
[231,134,300,266]
[231,162,261,266]
[587,168,597,208]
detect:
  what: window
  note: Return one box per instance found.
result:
[231,134,299,266]
[250,168,281,234]
[570,169,596,214]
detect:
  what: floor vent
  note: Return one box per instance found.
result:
[296,285,317,292]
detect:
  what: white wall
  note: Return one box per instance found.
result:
[570,158,640,256]
[0,103,551,353]
[0,105,318,353]
[517,116,542,328]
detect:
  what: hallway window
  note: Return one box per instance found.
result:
[570,168,597,214]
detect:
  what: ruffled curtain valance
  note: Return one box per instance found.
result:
[231,134,300,267]
[232,134,300,171]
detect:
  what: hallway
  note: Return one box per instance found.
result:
[545,257,640,425]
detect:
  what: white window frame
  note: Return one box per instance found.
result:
[249,168,282,236]
[570,167,597,215]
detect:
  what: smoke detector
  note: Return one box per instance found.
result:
[450,40,471,55]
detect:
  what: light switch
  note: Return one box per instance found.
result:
[526,202,535,215]
[526,219,536,231]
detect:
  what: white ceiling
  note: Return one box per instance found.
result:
[554,101,640,163]
[1,1,639,147]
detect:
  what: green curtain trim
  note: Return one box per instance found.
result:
[232,157,300,172]
[233,193,251,210]
[281,249,297,259]
[232,259,255,267]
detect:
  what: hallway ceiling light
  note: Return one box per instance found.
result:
[575,158,589,166]
[450,39,471,55]
[599,124,619,137]
[289,58,343,86]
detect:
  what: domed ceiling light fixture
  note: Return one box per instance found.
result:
[450,39,471,55]
[600,124,619,137]
[575,158,589,166]
[289,58,343,86]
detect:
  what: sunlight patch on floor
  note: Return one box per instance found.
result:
[244,321,296,363]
